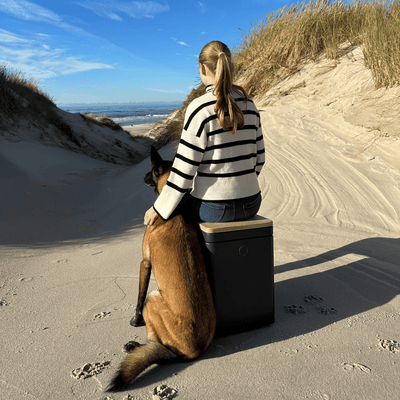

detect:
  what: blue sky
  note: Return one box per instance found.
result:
[0,0,284,104]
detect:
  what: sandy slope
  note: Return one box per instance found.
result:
[1,106,156,166]
[1,48,400,400]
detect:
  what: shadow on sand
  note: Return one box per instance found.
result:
[118,236,400,391]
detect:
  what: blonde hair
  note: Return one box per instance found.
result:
[199,40,248,135]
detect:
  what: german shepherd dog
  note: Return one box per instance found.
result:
[107,146,216,391]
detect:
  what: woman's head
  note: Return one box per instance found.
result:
[198,41,232,85]
[198,41,248,134]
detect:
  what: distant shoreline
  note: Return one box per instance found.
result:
[58,101,181,127]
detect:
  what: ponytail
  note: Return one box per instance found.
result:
[199,41,248,135]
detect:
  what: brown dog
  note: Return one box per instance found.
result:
[107,146,216,391]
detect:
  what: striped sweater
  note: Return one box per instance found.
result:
[153,85,265,220]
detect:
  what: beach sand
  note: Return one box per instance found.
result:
[1,47,400,399]
[123,123,156,137]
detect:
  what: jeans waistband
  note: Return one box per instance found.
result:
[193,192,260,206]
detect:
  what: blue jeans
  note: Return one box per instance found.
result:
[189,193,262,223]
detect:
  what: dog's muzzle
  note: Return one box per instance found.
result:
[144,171,155,187]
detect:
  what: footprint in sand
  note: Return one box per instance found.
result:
[317,305,338,315]
[342,363,371,373]
[284,304,306,314]
[280,348,299,356]
[304,295,337,314]
[71,361,110,380]
[378,338,400,354]
[94,311,111,320]
[304,295,324,304]
[152,384,178,400]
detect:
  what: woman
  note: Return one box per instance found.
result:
[144,40,265,225]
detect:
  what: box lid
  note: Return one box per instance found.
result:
[198,215,273,243]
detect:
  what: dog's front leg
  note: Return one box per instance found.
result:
[130,241,151,327]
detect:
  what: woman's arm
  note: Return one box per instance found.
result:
[152,103,208,221]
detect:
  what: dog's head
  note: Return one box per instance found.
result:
[144,146,173,196]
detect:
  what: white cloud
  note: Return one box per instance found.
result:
[0,0,98,37]
[198,2,206,13]
[35,33,51,39]
[0,0,62,22]
[0,28,29,43]
[0,35,113,79]
[0,0,143,62]
[171,37,191,47]
[76,0,169,20]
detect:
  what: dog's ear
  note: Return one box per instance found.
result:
[150,146,163,167]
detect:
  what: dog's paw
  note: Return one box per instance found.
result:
[124,341,142,353]
[130,313,145,327]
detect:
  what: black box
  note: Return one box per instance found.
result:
[198,216,274,335]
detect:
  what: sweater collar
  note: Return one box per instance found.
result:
[205,84,214,93]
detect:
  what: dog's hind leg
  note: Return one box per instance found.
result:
[130,240,151,327]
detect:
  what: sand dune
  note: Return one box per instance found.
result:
[1,47,400,399]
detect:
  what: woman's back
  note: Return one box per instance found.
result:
[183,86,263,201]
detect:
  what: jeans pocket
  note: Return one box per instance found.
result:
[199,202,226,223]
[243,194,262,220]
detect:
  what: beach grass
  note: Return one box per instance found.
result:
[0,66,80,142]
[152,84,207,145]
[0,65,54,121]
[233,0,400,96]
[161,0,400,143]
[80,112,124,131]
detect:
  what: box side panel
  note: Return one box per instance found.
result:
[204,235,274,332]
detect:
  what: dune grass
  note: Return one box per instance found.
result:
[80,112,124,131]
[0,66,54,120]
[161,0,400,142]
[362,0,400,87]
[0,66,80,142]
[233,0,400,96]
[152,84,206,145]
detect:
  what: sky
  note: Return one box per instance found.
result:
[0,0,285,105]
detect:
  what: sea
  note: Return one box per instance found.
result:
[58,101,182,127]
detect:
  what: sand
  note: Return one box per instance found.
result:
[123,123,158,137]
[1,47,400,399]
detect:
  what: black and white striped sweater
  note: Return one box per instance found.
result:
[154,85,265,220]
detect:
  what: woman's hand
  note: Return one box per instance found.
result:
[144,206,159,226]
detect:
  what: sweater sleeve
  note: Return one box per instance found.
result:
[153,105,208,220]
[255,116,265,176]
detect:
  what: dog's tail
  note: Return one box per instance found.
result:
[107,341,177,392]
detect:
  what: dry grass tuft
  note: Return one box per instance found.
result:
[362,0,400,87]
[1,66,54,122]
[0,66,81,143]
[160,85,206,143]
[233,0,400,97]
[80,112,124,131]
